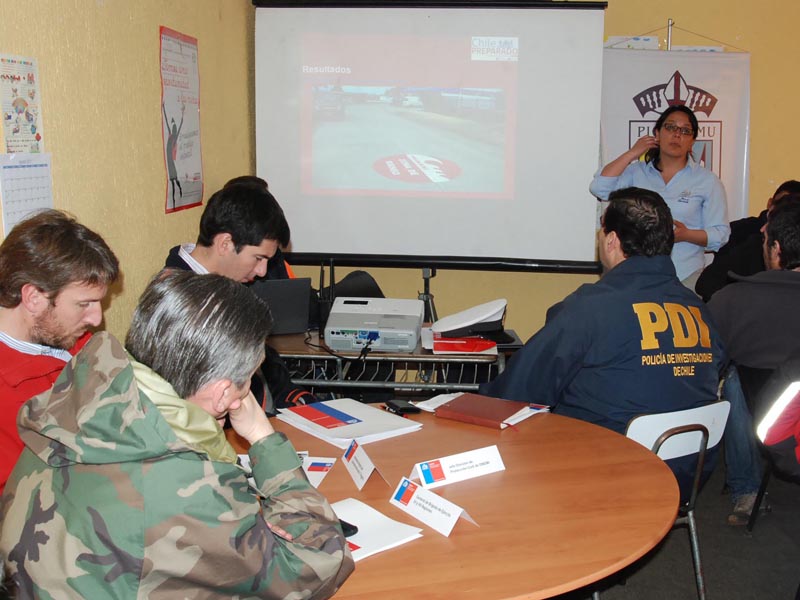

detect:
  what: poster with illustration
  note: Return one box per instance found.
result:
[0,55,43,154]
[160,26,203,213]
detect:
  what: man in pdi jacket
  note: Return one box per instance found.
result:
[482,187,726,498]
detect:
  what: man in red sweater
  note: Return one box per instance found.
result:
[0,210,119,494]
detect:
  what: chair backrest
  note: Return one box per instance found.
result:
[626,401,731,461]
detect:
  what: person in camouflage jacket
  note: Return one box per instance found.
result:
[0,271,354,599]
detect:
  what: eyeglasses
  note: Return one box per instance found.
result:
[662,123,694,137]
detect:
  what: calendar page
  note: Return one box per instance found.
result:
[0,153,53,235]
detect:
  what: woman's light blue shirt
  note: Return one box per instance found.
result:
[590,158,730,281]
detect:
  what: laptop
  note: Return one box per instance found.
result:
[249,277,312,335]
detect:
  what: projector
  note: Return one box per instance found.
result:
[324,297,424,353]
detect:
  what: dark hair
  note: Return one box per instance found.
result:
[0,210,120,308]
[196,184,290,249]
[126,271,273,398]
[604,187,674,258]
[645,105,699,171]
[773,180,800,198]
[765,201,800,270]
[770,192,800,213]
[224,175,269,190]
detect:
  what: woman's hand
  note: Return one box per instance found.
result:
[673,220,708,247]
[629,135,658,157]
[599,135,658,177]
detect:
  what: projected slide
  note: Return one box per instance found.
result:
[301,34,517,198]
[255,5,605,262]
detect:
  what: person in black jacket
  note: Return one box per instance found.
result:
[696,180,800,301]
[163,182,313,413]
[708,200,800,523]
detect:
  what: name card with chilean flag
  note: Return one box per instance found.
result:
[389,477,477,536]
[302,456,336,488]
[239,452,336,489]
[342,439,388,490]
[410,445,505,489]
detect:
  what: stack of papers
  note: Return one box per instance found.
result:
[277,398,422,449]
[332,498,422,561]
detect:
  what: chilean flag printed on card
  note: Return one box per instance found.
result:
[420,460,446,484]
[393,479,418,506]
[307,462,334,472]
[344,440,358,462]
[289,403,362,429]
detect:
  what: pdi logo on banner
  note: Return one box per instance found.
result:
[627,70,723,177]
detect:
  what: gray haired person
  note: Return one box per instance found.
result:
[1,271,353,598]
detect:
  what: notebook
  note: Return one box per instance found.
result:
[249,277,312,335]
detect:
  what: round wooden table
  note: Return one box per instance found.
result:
[229,411,679,599]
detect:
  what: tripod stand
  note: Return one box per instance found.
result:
[418,267,438,323]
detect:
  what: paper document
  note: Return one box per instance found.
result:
[332,497,422,561]
[503,403,550,426]
[0,153,53,235]
[277,398,422,449]
[414,393,461,412]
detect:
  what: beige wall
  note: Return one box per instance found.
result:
[1,1,792,341]
[0,0,255,339]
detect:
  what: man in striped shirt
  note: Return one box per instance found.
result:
[0,210,119,494]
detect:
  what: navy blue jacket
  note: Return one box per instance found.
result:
[481,255,727,435]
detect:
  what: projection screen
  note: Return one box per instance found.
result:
[254,1,606,272]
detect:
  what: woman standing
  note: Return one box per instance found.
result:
[590,105,729,289]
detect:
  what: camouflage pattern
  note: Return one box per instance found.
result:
[0,332,354,599]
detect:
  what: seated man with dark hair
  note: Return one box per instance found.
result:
[216,175,384,305]
[481,187,726,498]
[164,183,312,412]
[0,271,354,598]
[708,199,800,523]
[166,179,385,406]
[696,179,800,301]
[165,181,290,283]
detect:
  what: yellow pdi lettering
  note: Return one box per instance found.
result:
[664,303,699,348]
[688,306,712,348]
[632,302,669,350]
[633,302,713,351]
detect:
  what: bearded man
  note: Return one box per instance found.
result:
[0,210,119,493]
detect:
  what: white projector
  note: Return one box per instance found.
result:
[324,297,424,352]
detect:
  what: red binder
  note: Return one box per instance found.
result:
[435,393,530,430]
